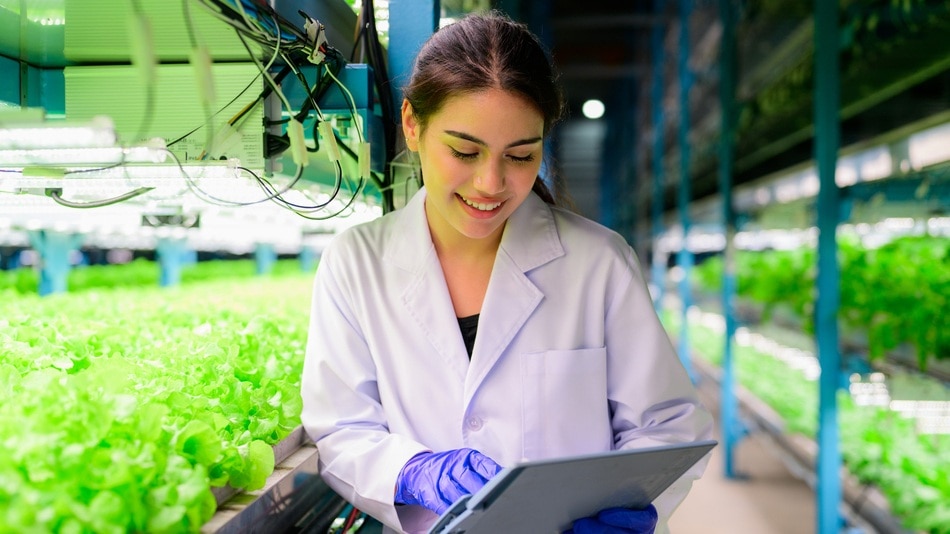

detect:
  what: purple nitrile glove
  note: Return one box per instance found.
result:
[394,448,503,515]
[565,505,659,534]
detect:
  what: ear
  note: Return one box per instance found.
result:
[402,99,420,152]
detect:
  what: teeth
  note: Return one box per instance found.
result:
[461,196,501,211]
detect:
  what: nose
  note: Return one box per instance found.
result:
[474,159,505,195]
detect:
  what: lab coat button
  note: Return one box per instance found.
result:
[466,417,483,430]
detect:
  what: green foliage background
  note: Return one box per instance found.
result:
[0,269,314,533]
[693,235,949,368]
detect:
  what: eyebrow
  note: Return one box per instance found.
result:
[444,130,543,149]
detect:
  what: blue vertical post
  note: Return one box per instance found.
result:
[387,0,440,113]
[600,92,622,230]
[527,0,558,197]
[255,243,277,275]
[718,0,743,479]
[623,77,640,247]
[814,1,843,532]
[0,57,18,105]
[300,246,317,272]
[156,238,190,287]
[28,230,83,296]
[650,0,667,314]
[676,0,695,381]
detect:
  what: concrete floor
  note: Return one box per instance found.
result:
[668,387,817,533]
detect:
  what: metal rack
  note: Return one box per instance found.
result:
[203,427,345,534]
[638,3,950,533]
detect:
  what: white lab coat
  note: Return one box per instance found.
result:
[301,189,713,534]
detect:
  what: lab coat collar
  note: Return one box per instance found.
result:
[465,191,563,398]
[386,188,470,377]
[498,190,565,272]
[383,188,432,273]
[383,187,566,396]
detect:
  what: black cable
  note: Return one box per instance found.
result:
[181,0,380,221]
[293,174,365,221]
[165,64,292,149]
[196,0,310,51]
[160,149,303,208]
[264,49,348,159]
[334,130,384,192]
[293,47,346,124]
[358,0,395,213]
[252,160,342,212]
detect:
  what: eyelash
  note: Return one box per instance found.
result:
[450,148,478,161]
[450,148,535,164]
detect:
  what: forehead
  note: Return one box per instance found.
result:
[428,89,545,140]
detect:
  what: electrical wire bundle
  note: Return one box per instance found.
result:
[181,0,379,220]
[351,0,397,213]
[190,0,317,61]
[10,1,393,220]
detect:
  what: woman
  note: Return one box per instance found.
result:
[301,11,713,534]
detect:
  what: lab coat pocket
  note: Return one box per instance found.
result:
[521,347,612,460]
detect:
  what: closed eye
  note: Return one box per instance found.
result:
[450,147,478,161]
[508,154,535,163]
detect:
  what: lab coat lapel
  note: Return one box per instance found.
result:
[386,190,470,380]
[464,193,564,401]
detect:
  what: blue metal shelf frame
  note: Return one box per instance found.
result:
[650,0,667,315]
[255,243,277,275]
[27,230,83,296]
[156,237,192,287]
[387,0,439,115]
[676,0,696,382]
[717,0,747,481]
[814,1,844,531]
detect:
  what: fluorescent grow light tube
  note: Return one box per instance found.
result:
[3,162,243,190]
[0,145,168,167]
[0,116,117,149]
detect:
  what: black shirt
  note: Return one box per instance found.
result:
[457,314,479,358]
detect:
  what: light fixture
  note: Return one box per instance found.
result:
[2,161,243,190]
[0,116,117,150]
[582,99,605,120]
[0,145,168,166]
[908,121,950,170]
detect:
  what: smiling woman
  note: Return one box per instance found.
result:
[300,11,713,534]
[402,89,544,251]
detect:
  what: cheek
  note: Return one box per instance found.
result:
[420,155,468,193]
[511,163,542,190]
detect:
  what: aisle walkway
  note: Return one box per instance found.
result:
[669,382,816,533]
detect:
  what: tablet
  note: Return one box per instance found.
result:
[428,439,717,534]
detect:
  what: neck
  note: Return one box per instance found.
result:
[432,222,504,262]
[425,206,504,263]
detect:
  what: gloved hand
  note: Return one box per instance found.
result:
[564,505,659,534]
[394,448,503,515]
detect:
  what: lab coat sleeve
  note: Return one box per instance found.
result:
[300,246,428,532]
[604,242,714,532]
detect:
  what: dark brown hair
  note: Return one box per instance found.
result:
[403,11,567,205]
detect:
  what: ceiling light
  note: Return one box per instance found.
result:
[582,99,605,120]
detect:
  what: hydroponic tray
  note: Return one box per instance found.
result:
[202,426,320,533]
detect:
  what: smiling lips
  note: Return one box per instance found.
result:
[458,194,503,212]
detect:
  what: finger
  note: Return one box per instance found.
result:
[597,506,658,530]
[450,463,490,494]
[468,450,503,479]
[416,484,451,515]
